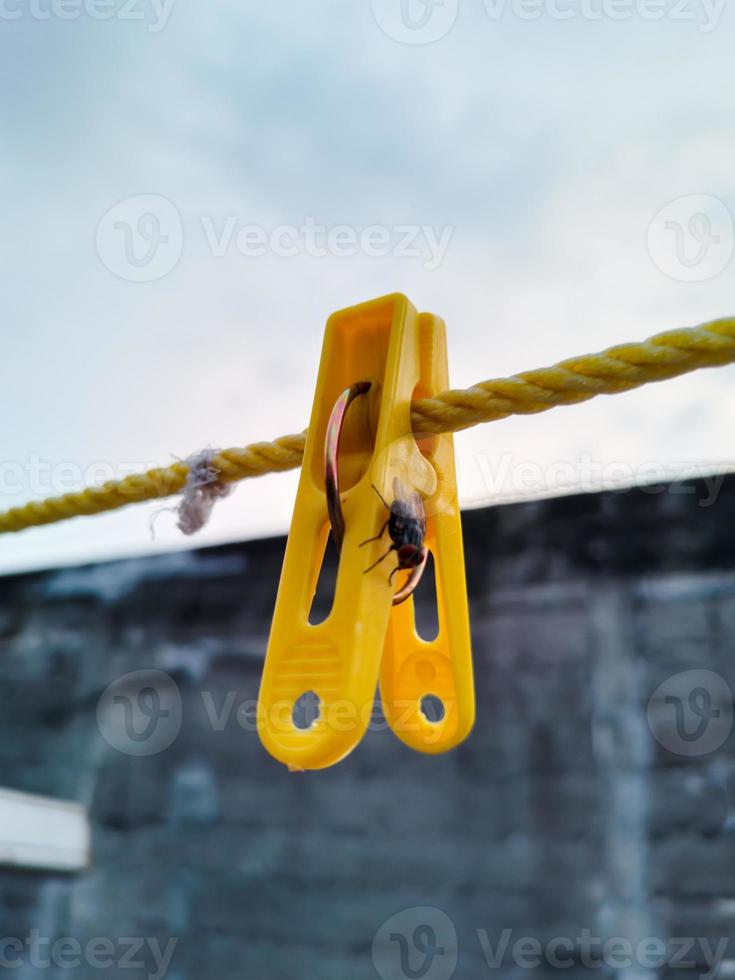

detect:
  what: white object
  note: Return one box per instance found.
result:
[0,788,90,872]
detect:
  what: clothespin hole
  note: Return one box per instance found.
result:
[292,691,321,731]
[420,694,445,724]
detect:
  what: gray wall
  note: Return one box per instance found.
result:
[1,476,735,979]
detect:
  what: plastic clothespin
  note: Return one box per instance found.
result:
[258,294,475,770]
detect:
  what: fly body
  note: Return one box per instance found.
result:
[361,479,427,583]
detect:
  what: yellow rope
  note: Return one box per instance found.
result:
[2,316,734,536]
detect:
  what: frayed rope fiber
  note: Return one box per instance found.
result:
[176,450,233,535]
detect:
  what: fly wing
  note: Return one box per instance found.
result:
[392,476,406,502]
[393,477,426,534]
[410,490,426,537]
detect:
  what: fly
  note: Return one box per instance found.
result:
[361,478,427,584]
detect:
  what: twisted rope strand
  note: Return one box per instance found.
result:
[1,316,733,535]
[410,318,735,433]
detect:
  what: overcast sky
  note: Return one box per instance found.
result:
[1,0,734,573]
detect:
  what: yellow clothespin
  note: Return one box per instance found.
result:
[258,295,474,769]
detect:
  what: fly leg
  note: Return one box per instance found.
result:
[359,519,389,548]
[363,544,395,574]
[370,484,390,510]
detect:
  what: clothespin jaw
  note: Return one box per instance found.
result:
[379,314,475,754]
[258,295,474,770]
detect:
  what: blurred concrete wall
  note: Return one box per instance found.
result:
[1,476,735,979]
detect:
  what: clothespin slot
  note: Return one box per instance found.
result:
[258,295,474,770]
